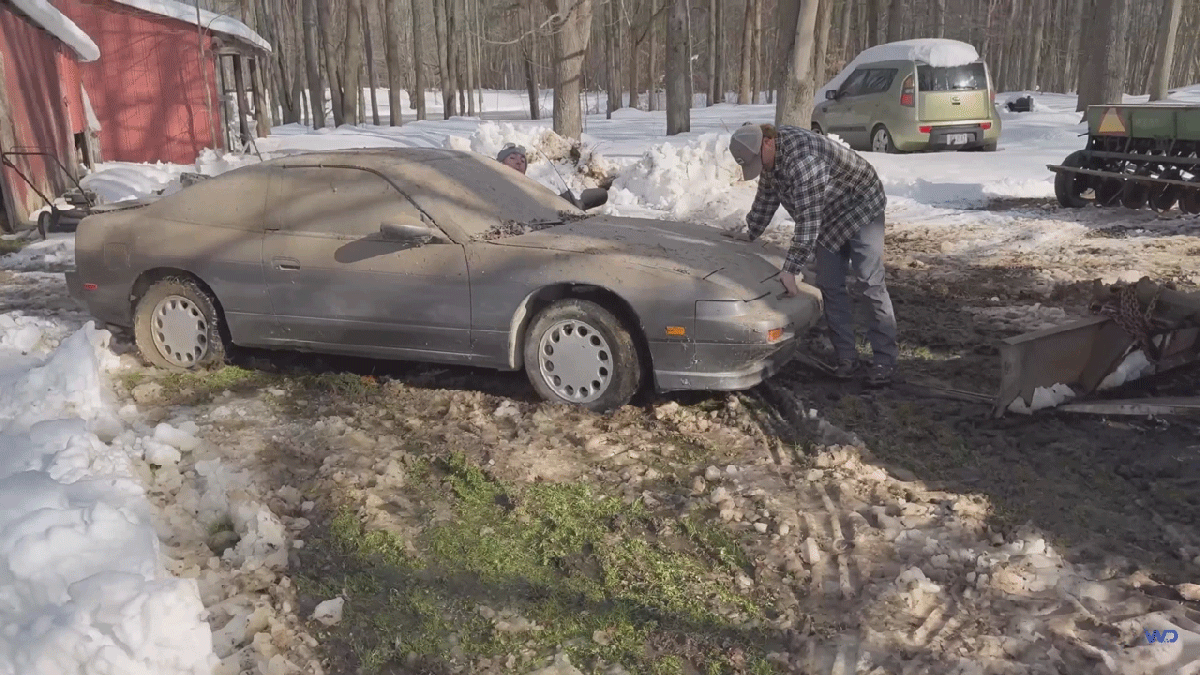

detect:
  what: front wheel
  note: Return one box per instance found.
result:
[133,277,227,371]
[523,299,642,412]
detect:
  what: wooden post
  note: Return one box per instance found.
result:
[232,54,252,148]
[250,56,272,138]
[215,54,232,152]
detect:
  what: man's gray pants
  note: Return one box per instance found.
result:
[814,213,898,367]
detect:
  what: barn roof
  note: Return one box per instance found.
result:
[8,0,101,61]
[108,0,271,52]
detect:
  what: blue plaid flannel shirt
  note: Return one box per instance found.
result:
[745,126,886,275]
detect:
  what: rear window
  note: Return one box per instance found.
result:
[917,63,988,91]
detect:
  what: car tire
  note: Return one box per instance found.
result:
[523,299,642,413]
[133,277,227,372]
[871,125,898,154]
[980,142,998,152]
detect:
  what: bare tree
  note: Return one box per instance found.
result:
[432,0,456,117]
[521,0,541,119]
[606,0,621,116]
[665,0,690,133]
[1148,0,1183,100]
[302,0,325,127]
[364,2,381,125]
[706,0,717,105]
[867,0,883,46]
[544,0,595,139]
[886,0,902,42]
[738,0,754,103]
[775,0,821,127]
[383,0,403,124]
[814,0,833,87]
[647,0,659,110]
[1024,0,1045,90]
[932,0,945,38]
[1080,0,1132,109]
[410,0,428,120]
[342,0,366,124]
[316,0,344,125]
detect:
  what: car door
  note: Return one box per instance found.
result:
[823,69,869,146]
[261,165,472,358]
[851,68,898,143]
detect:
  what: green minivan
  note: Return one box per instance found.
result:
[811,57,1002,153]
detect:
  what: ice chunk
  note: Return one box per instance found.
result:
[311,597,344,626]
[154,423,201,452]
[1007,383,1076,414]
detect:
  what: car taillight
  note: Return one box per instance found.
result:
[900,74,915,107]
[919,126,932,134]
[981,122,992,130]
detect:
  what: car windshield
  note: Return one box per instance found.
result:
[917,63,988,91]
[385,153,584,241]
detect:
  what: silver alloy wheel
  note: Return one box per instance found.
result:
[872,128,890,153]
[537,319,612,404]
[150,295,209,367]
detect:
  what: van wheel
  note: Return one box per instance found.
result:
[871,125,898,154]
[133,277,227,371]
[523,299,642,413]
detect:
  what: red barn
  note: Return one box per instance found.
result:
[55,0,272,166]
[0,0,99,233]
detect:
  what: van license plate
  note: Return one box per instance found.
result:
[947,134,970,145]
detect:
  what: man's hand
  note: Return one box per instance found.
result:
[721,228,753,242]
[778,271,800,297]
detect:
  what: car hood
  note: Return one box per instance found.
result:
[490,215,791,301]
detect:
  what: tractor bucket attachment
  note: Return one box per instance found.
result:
[993,279,1200,417]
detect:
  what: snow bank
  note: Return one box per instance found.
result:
[81,162,188,204]
[0,322,217,675]
[9,0,100,62]
[444,122,617,198]
[818,38,980,101]
[607,133,750,224]
[109,0,270,52]
[0,236,74,272]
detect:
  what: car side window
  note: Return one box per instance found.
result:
[860,68,897,95]
[269,166,431,238]
[838,69,869,97]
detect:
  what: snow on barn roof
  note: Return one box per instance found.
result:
[8,0,101,61]
[108,0,272,52]
[816,38,981,104]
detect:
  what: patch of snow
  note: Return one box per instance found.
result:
[80,83,101,131]
[311,597,344,626]
[108,0,271,52]
[81,162,188,204]
[0,235,75,271]
[1007,383,1076,414]
[0,321,217,675]
[1098,349,1156,391]
[818,38,981,102]
[9,0,100,61]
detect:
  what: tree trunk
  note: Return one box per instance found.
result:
[316,0,344,126]
[838,0,852,62]
[364,5,381,125]
[606,0,620,115]
[648,0,659,110]
[776,0,821,127]
[465,0,477,116]
[751,0,761,103]
[1078,0,1131,109]
[544,0,595,139]
[886,0,903,42]
[343,0,365,125]
[303,0,325,127]
[868,0,884,46]
[738,0,753,103]
[627,3,639,108]
[409,0,428,120]
[432,0,455,117]
[1025,0,1045,90]
[707,0,717,105]
[383,0,403,124]
[814,0,833,87]
[666,0,690,133]
[932,0,945,38]
[1148,0,1183,100]
[523,1,541,119]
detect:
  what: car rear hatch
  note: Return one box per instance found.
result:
[916,61,992,122]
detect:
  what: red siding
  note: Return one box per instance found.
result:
[56,0,224,165]
[0,9,77,228]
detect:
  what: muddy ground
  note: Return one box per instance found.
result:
[3,201,1199,675]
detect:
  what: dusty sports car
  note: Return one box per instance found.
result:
[66,148,822,411]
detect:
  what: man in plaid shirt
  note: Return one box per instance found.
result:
[727,122,898,385]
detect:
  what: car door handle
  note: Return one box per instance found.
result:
[273,257,300,271]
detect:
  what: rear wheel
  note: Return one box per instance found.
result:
[1150,169,1182,212]
[871,125,898,154]
[1054,150,1091,209]
[133,277,226,371]
[523,299,642,412]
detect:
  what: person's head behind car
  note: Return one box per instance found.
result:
[497,144,528,174]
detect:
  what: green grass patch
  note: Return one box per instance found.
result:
[156,365,280,405]
[297,453,780,674]
[0,238,26,255]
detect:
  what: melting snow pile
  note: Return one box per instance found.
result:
[0,323,217,675]
[608,133,756,224]
[444,122,617,198]
[0,236,75,272]
[81,162,188,203]
[819,38,980,101]
[1007,383,1076,414]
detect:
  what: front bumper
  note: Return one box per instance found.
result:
[652,338,800,392]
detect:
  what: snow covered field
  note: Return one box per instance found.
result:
[2,88,1199,674]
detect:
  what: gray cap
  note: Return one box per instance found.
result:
[728,123,764,181]
[497,144,527,163]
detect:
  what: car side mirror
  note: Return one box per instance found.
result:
[578,187,609,210]
[825,90,838,100]
[380,217,436,242]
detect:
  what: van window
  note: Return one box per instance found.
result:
[917,63,988,91]
[860,69,897,94]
